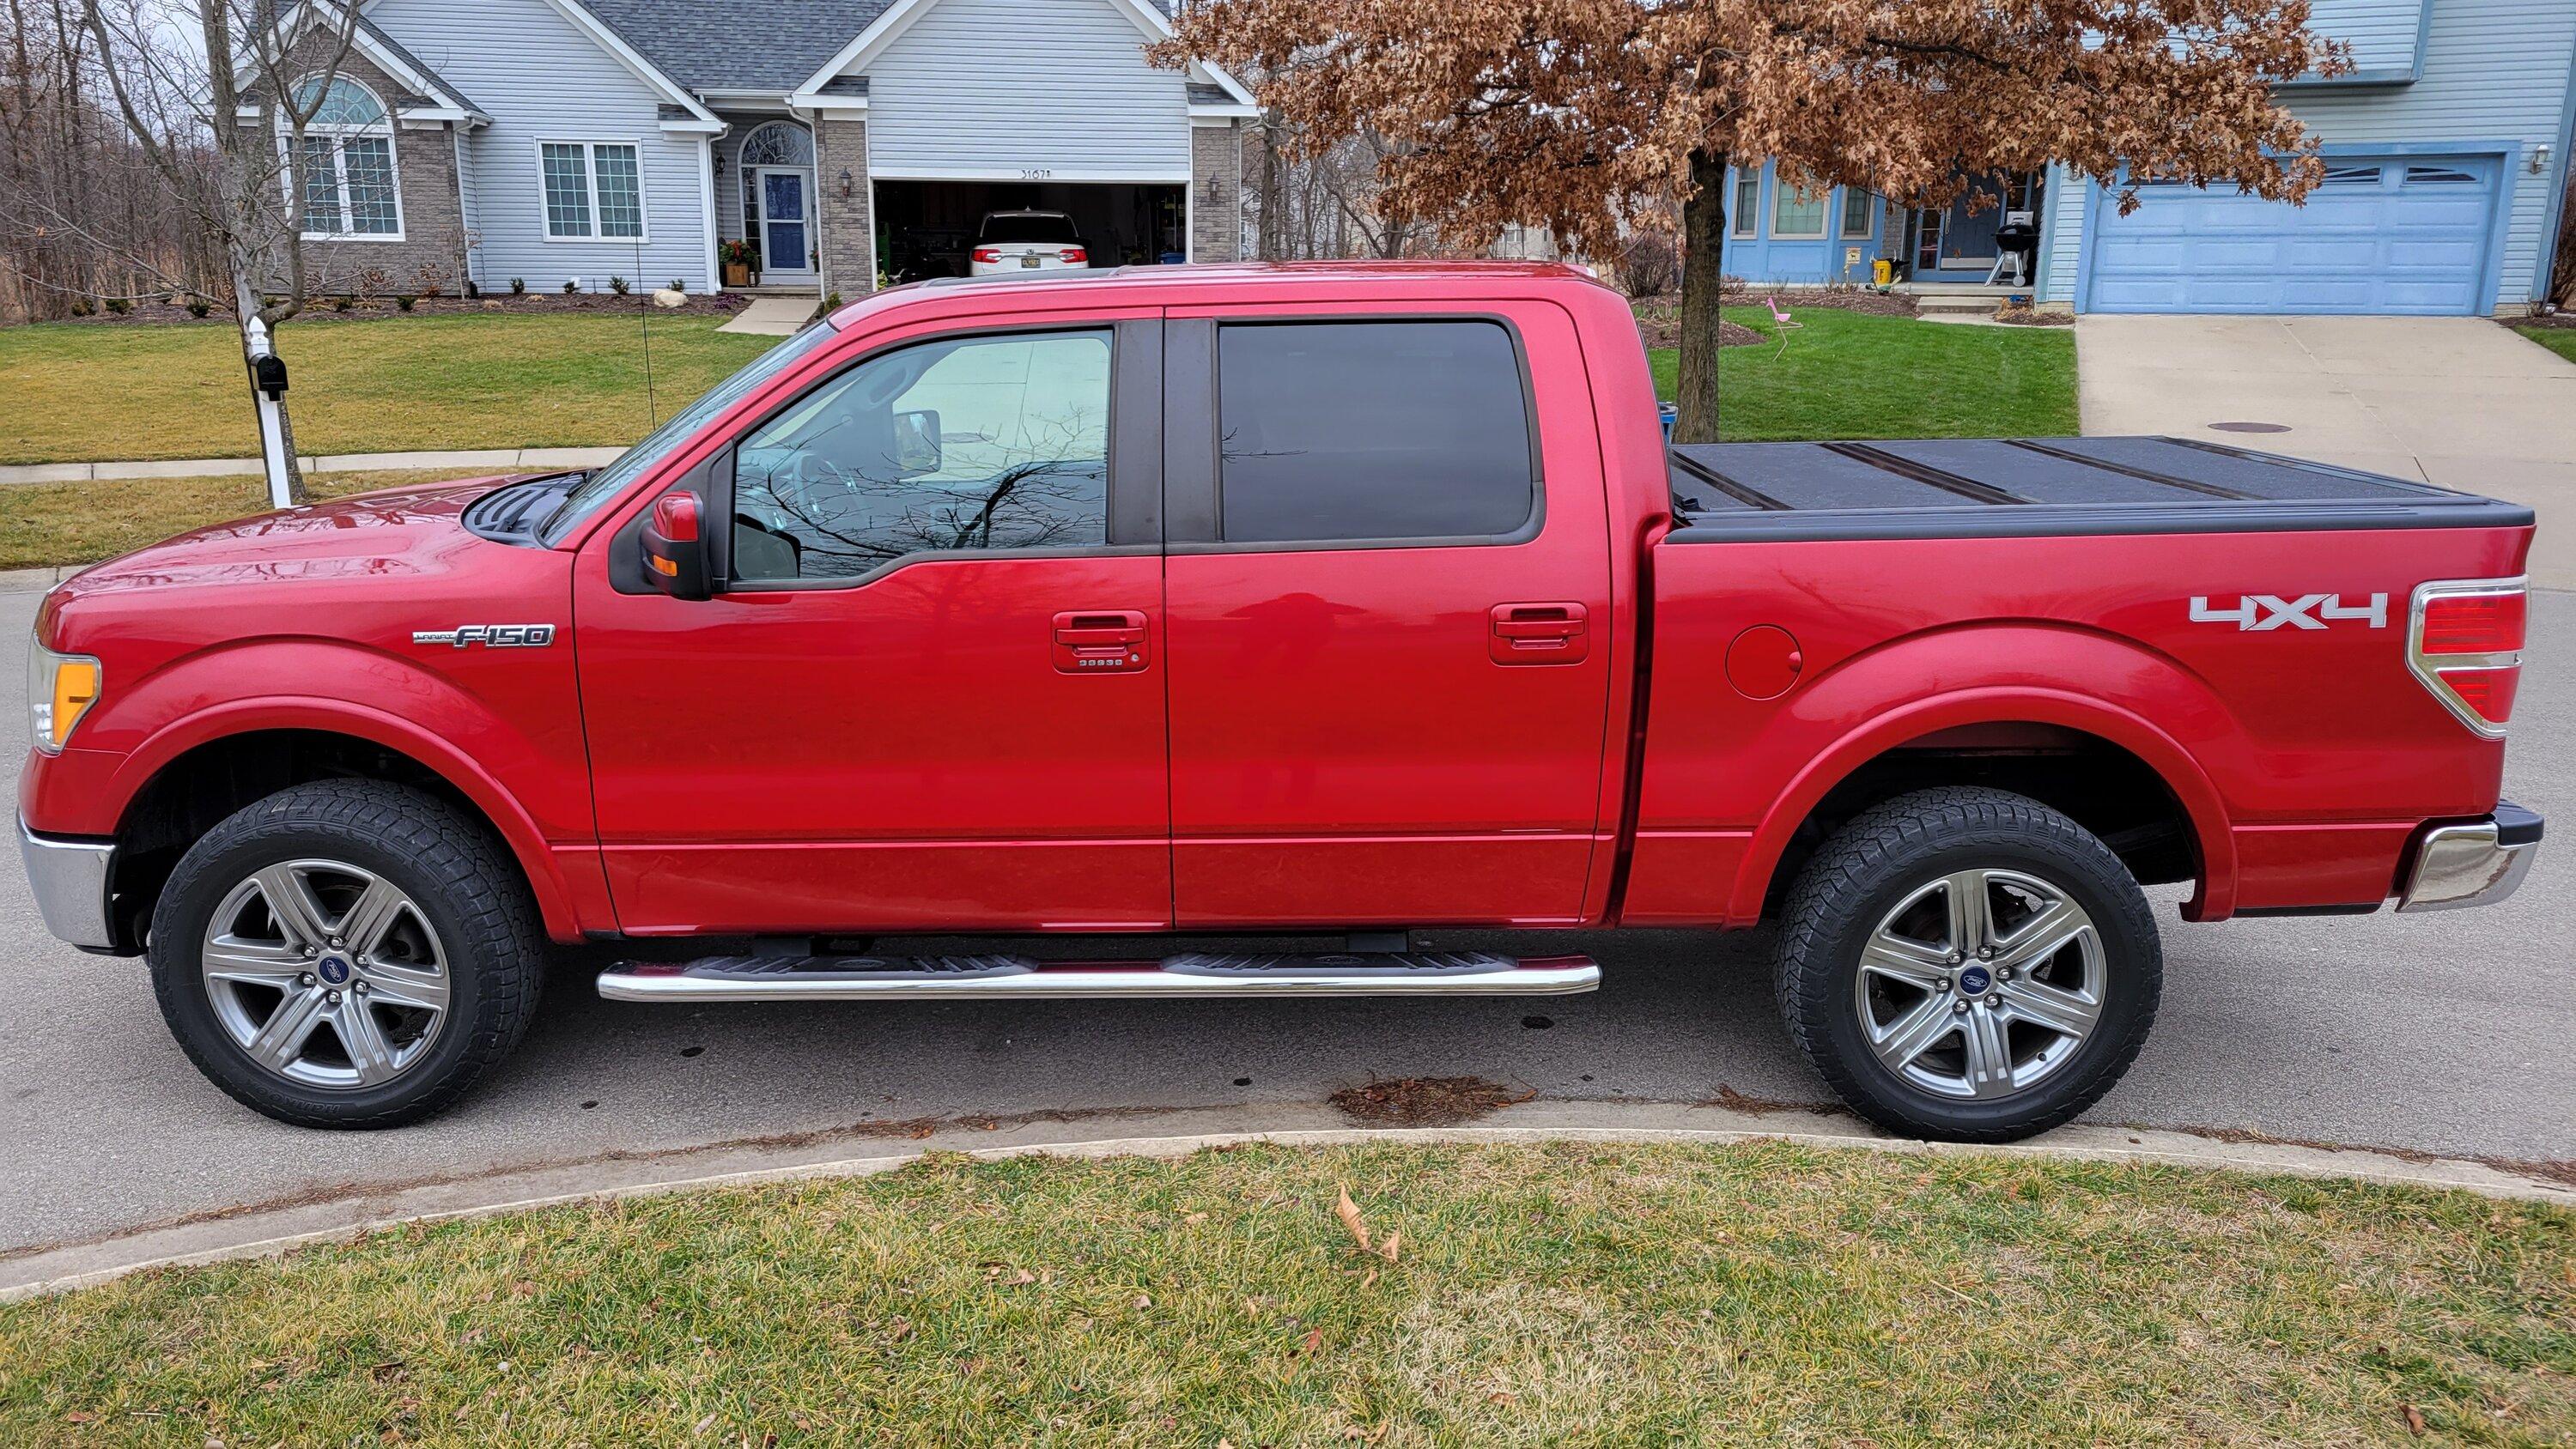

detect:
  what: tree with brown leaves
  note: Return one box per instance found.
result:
[1160,0,2347,442]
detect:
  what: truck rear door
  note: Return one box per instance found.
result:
[1159,301,1615,926]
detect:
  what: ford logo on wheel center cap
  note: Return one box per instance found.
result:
[318,956,352,985]
[1957,964,1993,995]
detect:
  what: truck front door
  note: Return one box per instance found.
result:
[1159,303,1616,926]
[573,313,1171,934]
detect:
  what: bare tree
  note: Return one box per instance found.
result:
[54,0,370,500]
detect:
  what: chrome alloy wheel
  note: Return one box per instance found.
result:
[198,859,451,1090]
[1851,868,2106,1100]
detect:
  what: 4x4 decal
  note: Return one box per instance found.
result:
[2188,593,2388,632]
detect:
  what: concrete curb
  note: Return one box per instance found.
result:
[0,446,623,488]
[3,1099,2565,1302]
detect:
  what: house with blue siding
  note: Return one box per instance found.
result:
[252,0,1258,300]
[1717,0,2576,316]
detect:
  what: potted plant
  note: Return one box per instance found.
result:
[720,239,761,288]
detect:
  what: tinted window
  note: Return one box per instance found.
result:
[981,212,1078,244]
[1215,321,1535,543]
[732,329,1112,582]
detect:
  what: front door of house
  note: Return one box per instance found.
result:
[755,167,814,279]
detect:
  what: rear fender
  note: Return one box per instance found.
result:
[1732,625,2240,923]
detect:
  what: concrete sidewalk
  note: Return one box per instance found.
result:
[2077,315,2576,588]
[0,445,623,488]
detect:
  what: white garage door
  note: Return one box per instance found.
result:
[2086,156,2500,315]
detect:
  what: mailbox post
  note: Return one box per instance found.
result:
[243,317,294,509]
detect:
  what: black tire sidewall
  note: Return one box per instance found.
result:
[149,794,513,1126]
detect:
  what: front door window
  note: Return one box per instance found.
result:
[760,170,810,274]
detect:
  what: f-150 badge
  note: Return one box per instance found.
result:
[412,623,557,647]
[2188,594,2387,631]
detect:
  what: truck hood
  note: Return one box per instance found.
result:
[58,477,515,599]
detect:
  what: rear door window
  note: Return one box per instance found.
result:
[1213,319,1537,544]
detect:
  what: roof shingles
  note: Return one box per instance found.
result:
[568,0,896,93]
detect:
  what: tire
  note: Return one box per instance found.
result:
[147,781,545,1128]
[1774,786,2161,1143]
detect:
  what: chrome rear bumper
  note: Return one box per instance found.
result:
[17,817,118,950]
[2396,802,2543,913]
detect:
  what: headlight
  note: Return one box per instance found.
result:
[28,638,100,753]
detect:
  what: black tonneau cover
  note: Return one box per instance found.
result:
[1665,436,2530,542]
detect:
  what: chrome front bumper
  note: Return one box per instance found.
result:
[2396,802,2543,913]
[17,817,118,950]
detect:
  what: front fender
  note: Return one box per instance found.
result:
[31,635,605,941]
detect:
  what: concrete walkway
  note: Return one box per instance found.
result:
[716,295,816,336]
[0,445,623,488]
[2077,315,2576,588]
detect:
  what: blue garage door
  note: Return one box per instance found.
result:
[2087,156,2500,315]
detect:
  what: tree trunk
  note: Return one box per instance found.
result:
[1670,148,1726,445]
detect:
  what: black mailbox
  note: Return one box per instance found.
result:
[253,353,289,399]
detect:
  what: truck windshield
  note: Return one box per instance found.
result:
[539,318,842,544]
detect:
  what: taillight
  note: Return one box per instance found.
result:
[2409,577,2526,737]
[1059,246,1087,264]
[971,246,1001,264]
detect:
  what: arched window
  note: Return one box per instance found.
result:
[285,74,401,239]
[738,121,813,168]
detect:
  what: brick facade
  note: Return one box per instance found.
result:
[1190,120,1242,263]
[246,40,471,297]
[812,117,874,297]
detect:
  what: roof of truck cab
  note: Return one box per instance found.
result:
[828,260,1613,325]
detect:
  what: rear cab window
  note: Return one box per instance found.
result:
[1212,319,1539,544]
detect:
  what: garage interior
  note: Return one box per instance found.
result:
[875,180,1188,282]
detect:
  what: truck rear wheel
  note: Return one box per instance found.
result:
[146,781,544,1129]
[1774,787,2161,1143]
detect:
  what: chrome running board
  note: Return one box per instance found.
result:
[595,950,1601,1003]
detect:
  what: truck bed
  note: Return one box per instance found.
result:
[1665,436,2531,541]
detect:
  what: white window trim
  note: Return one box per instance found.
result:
[282,76,404,242]
[1729,167,1760,239]
[1771,179,1829,239]
[535,137,652,244]
[1838,187,1876,240]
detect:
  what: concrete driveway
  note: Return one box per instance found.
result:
[3,574,2573,1263]
[2077,315,2576,588]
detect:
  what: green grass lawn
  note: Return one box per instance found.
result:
[3,1141,2568,1445]
[2515,325,2576,366]
[1650,306,2081,439]
[0,313,779,464]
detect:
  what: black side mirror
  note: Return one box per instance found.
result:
[641,491,711,600]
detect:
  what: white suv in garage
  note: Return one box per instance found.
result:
[968,209,1090,275]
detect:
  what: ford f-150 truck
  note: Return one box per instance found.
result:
[19,263,2543,1137]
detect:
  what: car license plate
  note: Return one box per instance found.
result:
[1020,255,1040,268]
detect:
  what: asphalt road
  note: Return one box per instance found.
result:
[3,582,2570,1256]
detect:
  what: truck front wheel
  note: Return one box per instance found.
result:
[146,781,545,1129]
[1774,787,2162,1143]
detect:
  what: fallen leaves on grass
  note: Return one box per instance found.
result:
[1328,1076,1531,1127]
[1334,1184,1402,1263]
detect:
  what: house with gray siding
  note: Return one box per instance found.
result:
[1716,0,2576,316]
[254,0,1258,298]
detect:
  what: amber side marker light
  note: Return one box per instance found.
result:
[28,643,101,753]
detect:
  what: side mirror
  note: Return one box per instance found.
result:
[641,491,711,600]
[891,408,942,476]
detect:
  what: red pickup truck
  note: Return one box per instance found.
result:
[20,263,2541,1139]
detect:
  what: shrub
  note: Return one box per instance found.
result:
[562,278,580,294]
[668,278,686,293]
[608,275,629,295]
[331,296,352,312]
[354,266,392,302]
[396,294,416,311]
[412,262,447,299]
[463,278,479,298]
[185,298,211,318]
[104,296,131,314]
[69,299,91,316]
[508,276,526,294]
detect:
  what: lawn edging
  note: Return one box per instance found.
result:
[7,1096,2566,1304]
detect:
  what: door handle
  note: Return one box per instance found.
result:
[1489,603,1589,664]
[1053,610,1150,673]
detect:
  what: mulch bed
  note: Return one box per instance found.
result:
[1631,300,1771,349]
[1633,285,1917,348]
[43,290,750,326]
[1995,305,2075,327]
[1327,1075,1535,1127]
